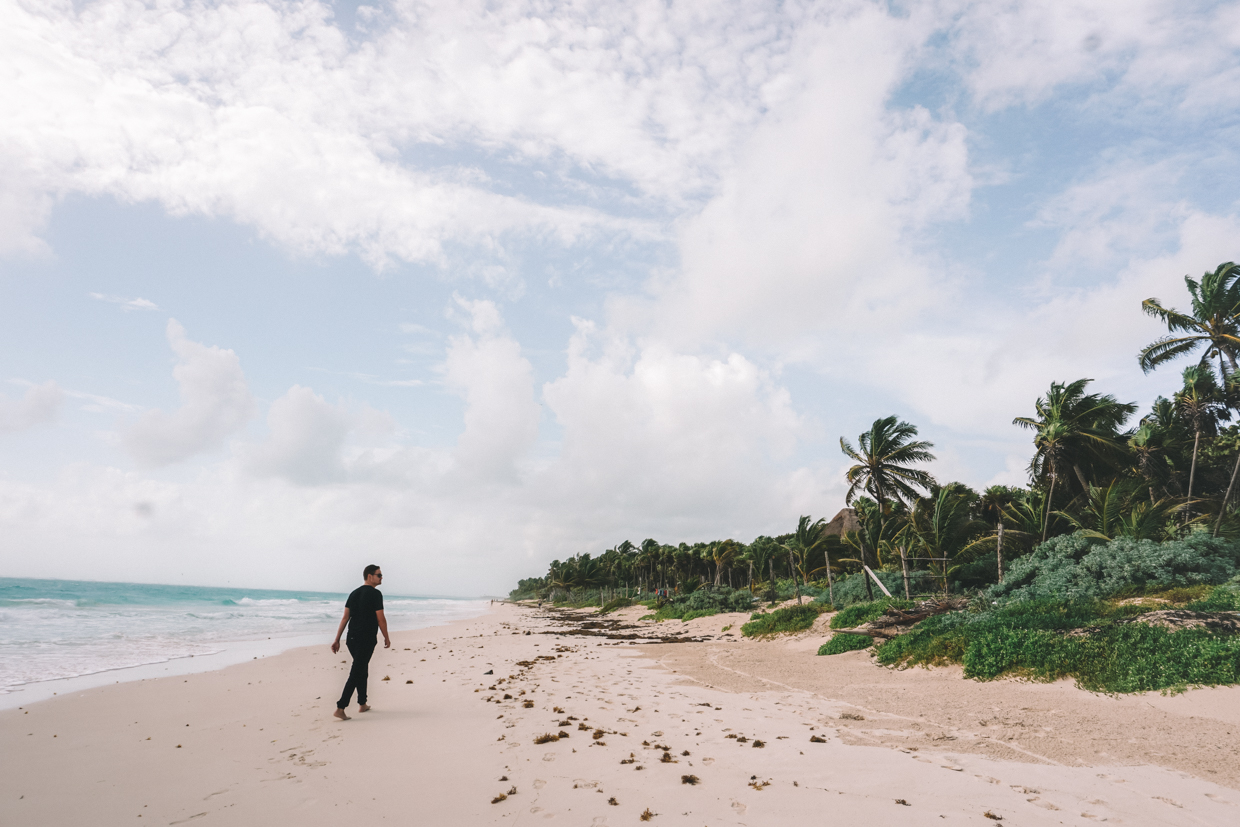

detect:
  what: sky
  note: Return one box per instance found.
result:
[2,0,1239,595]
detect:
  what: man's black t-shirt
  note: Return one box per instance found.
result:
[345,585,383,643]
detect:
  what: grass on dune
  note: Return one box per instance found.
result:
[828,598,915,630]
[818,633,873,655]
[875,585,1240,693]
[741,604,826,638]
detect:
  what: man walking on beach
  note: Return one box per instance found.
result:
[331,564,390,720]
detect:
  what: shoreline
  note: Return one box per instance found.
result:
[0,603,492,711]
[3,602,1239,825]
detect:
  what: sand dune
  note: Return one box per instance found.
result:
[2,602,1238,825]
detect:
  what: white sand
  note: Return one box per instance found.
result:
[2,602,1238,825]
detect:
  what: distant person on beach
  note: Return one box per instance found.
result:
[330,564,390,720]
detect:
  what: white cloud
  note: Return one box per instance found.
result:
[124,320,255,466]
[442,296,540,482]
[535,320,818,538]
[0,381,62,433]
[633,6,970,347]
[245,385,350,485]
[949,0,1240,112]
[89,292,159,311]
[0,0,811,267]
[875,210,1240,442]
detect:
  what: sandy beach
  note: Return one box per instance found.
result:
[4,602,1240,826]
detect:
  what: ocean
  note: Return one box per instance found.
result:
[0,577,489,704]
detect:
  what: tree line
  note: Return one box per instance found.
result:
[513,262,1240,604]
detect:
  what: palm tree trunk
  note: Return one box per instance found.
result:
[861,540,874,601]
[1188,427,1201,518]
[1042,471,1057,543]
[1216,450,1240,536]
[768,558,775,601]
[826,553,834,606]
[788,549,802,605]
[1073,464,1090,492]
[748,561,753,593]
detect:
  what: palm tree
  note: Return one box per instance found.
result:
[840,416,936,509]
[977,485,1018,580]
[747,536,781,600]
[779,516,827,605]
[1055,479,1183,541]
[906,484,987,595]
[712,540,739,586]
[1129,397,1184,500]
[1013,379,1137,541]
[841,497,892,601]
[1140,263,1240,533]
[1174,365,1228,509]
[1140,262,1240,377]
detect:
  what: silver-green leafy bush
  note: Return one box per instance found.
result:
[986,532,1240,603]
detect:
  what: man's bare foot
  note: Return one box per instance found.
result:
[358,704,371,713]
[333,708,350,720]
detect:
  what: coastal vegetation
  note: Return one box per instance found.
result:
[511,262,1240,691]
[740,604,826,638]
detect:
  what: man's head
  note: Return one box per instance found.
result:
[364,564,383,586]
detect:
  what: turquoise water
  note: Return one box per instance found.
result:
[0,577,488,694]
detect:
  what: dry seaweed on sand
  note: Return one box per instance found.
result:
[491,793,507,804]
[639,808,656,821]
[809,735,826,743]
[681,775,700,785]
[534,733,560,744]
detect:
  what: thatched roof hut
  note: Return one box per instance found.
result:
[820,508,860,537]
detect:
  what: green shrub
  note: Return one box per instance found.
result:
[817,570,913,608]
[987,532,1240,603]
[875,589,1240,693]
[599,596,634,614]
[649,587,755,622]
[1186,582,1240,611]
[818,633,873,655]
[741,604,825,637]
[829,598,914,630]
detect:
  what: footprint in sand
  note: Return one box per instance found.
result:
[701,758,715,766]
[731,801,747,815]
[542,753,556,762]
[1027,798,1060,811]
[1153,796,1183,808]
[533,779,547,789]
[1205,793,1233,805]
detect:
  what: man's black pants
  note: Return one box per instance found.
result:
[337,638,376,709]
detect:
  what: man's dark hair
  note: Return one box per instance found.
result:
[364,564,381,578]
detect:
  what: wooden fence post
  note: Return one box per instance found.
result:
[900,545,910,601]
[997,522,1005,582]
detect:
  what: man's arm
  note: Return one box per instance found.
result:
[376,609,390,648]
[331,608,350,654]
